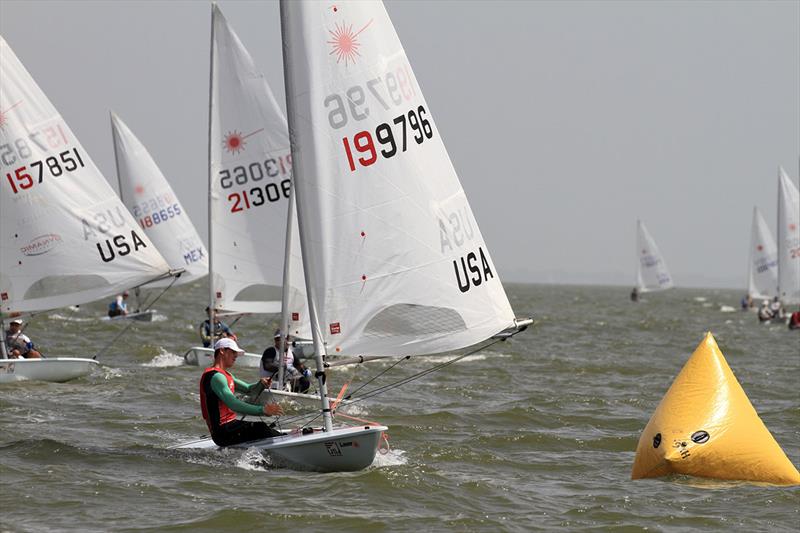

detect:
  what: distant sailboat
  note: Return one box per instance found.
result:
[0,36,173,383]
[777,167,800,306]
[635,220,674,293]
[111,112,208,287]
[746,206,778,301]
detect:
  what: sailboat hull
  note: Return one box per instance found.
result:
[171,425,387,472]
[0,358,99,384]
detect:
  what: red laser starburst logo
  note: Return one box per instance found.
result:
[790,223,797,232]
[134,185,145,195]
[757,244,763,251]
[327,19,373,67]
[222,128,264,155]
[0,100,22,130]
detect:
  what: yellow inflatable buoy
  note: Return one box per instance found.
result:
[631,332,800,485]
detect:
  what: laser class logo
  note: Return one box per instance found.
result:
[222,128,264,155]
[326,6,373,67]
[0,100,22,130]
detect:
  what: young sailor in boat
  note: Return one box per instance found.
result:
[200,338,283,446]
[757,299,774,322]
[260,331,311,393]
[769,297,785,320]
[4,319,42,359]
[198,307,234,348]
[789,310,800,330]
[107,291,129,317]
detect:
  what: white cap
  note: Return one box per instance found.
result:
[9,318,23,325]
[214,338,244,353]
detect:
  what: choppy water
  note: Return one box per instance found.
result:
[1,283,798,532]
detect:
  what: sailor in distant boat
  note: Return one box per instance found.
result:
[769,297,785,320]
[107,291,129,317]
[199,338,283,446]
[789,310,800,330]
[198,307,234,348]
[4,319,42,359]
[630,287,639,302]
[740,294,753,310]
[757,299,774,322]
[260,330,311,393]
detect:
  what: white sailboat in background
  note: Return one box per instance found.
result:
[176,0,531,471]
[184,5,310,369]
[0,36,173,383]
[777,166,800,307]
[746,206,778,302]
[635,220,674,294]
[109,112,209,321]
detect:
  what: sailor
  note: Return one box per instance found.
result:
[4,319,42,359]
[757,300,774,322]
[740,294,753,310]
[630,287,639,302]
[108,291,129,317]
[260,330,311,393]
[199,338,283,446]
[789,310,800,330]
[769,297,785,320]
[198,307,234,348]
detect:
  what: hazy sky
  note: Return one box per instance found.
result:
[2,0,798,289]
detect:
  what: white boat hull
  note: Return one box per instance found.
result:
[0,358,99,384]
[184,346,261,368]
[171,424,387,472]
[101,310,155,322]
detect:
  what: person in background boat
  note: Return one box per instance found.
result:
[769,297,785,320]
[107,291,129,317]
[740,294,753,310]
[198,307,234,348]
[789,310,800,330]
[260,330,311,393]
[4,319,42,359]
[200,338,283,446]
[757,299,774,323]
[630,287,639,302]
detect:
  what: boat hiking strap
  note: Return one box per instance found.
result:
[91,275,180,360]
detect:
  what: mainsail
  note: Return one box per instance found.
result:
[111,113,208,287]
[636,220,674,293]
[209,5,304,316]
[777,167,800,305]
[281,0,517,358]
[747,206,778,301]
[0,36,170,315]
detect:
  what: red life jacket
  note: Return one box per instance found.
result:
[199,367,237,432]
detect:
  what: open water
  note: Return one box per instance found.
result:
[1,283,798,532]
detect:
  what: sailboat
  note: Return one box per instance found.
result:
[777,167,800,307]
[635,220,674,294]
[173,1,531,472]
[0,36,174,383]
[746,206,778,302]
[182,5,311,370]
[109,112,209,323]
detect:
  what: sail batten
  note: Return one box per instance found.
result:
[281,1,516,357]
[0,36,170,315]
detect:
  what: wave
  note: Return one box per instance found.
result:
[143,347,185,368]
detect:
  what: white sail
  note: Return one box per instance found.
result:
[111,113,208,287]
[747,206,778,300]
[636,220,674,292]
[0,36,170,315]
[209,5,295,314]
[777,167,800,305]
[281,0,516,357]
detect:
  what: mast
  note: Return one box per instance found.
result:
[279,0,332,432]
[0,319,8,360]
[276,188,297,390]
[207,4,217,334]
[110,112,125,206]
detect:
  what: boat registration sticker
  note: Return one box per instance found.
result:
[329,322,341,335]
[325,441,343,456]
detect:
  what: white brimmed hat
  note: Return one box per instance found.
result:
[9,318,23,325]
[214,338,244,353]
